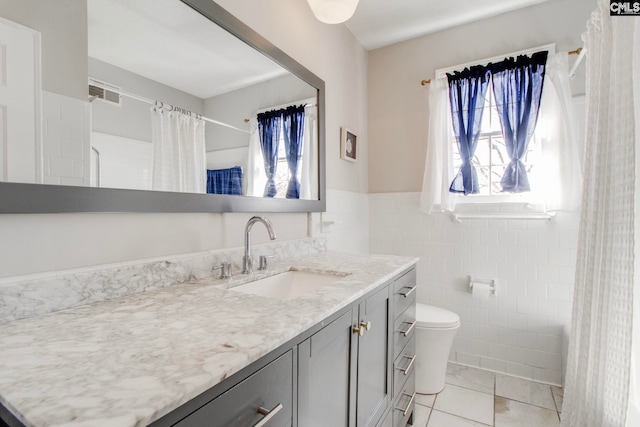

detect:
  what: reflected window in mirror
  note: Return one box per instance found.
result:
[245,98,317,200]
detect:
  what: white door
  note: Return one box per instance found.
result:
[0,17,41,183]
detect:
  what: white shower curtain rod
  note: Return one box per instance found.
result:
[104,88,250,134]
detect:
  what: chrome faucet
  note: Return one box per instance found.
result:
[242,216,276,274]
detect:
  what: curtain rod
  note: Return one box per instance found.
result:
[91,87,250,134]
[568,47,587,80]
[243,97,317,123]
[420,46,585,86]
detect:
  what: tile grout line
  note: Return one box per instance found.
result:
[431,408,493,427]
[425,393,436,427]
[493,395,559,412]
[551,386,562,423]
[493,374,497,427]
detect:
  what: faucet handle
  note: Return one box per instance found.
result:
[213,262,233,279]
[258,255,274,271]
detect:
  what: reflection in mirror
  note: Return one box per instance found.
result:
[87,0,319,199]
[0,0,320,201]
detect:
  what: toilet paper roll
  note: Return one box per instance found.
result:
[471,281,492,300]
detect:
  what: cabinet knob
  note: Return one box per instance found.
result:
[353,321,371,336]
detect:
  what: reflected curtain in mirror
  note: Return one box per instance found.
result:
[257,110,282,197]
[283,105,305,199]
[151,106,206,193]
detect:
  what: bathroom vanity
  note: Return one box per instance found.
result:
[0,251,417,427]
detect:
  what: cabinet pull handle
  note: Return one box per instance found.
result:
[253,403,283,427]
[395,392,416,416]
[353,320,371,336]
[397,286,416,298]
[398,320,416,337]
[398,354,416,375]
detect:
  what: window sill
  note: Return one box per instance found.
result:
[448,201,554,222]
[451,211,553,222]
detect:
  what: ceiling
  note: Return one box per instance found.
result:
[86,0,554,99]
[88,0,288,99]
[344,0,552,50]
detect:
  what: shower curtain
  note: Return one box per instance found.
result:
[151,107,206,194]
[562,1,640,426]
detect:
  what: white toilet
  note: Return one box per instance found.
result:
[415,303,460,394]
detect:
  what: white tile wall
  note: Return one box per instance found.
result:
[42,91,91,186]
[90,132,153,190]
[369,192,579,385]
[310,189,370,254]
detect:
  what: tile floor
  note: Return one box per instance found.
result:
[411,363,564,427]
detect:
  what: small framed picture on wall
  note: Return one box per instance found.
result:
[340,127,357,162]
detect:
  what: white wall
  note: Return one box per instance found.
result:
[0,0,87,99]
[89,58,205,143]
[0,0,369,278]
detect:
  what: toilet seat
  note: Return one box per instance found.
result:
[416,304,460,329]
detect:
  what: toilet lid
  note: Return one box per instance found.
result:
[416,304,460,329]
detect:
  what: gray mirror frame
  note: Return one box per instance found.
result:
[0,0,326,214]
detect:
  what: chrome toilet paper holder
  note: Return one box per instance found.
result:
[469,277,497,296]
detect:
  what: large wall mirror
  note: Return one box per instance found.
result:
[0,0,325,213]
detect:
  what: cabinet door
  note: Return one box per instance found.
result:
[298,310,357,427]
[356,286,392,427]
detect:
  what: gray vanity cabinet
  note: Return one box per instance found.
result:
[297,285,392,427]
[390,269,417,427]
[356,286,392,427]
[297,310,357,427]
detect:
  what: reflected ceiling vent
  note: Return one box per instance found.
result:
[88,79,121,105]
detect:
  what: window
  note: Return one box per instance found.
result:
[451,88,539,197]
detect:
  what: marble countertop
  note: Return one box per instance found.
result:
[0,251,417,427]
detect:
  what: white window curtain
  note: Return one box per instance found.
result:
[528,52,582,212]
[151,108,206,193]
[562,1,640,425]
[419,77,457,213]
[300,104,318,200]
[419,52,583,214]
[247,117,266,197]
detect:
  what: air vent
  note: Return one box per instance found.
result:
[88,79,121,106]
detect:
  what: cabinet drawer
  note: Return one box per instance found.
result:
[392,269,417,317]
[393,371,415,427]
[393,305,416,360]
[174,351,293,427]
[393,335,416,399]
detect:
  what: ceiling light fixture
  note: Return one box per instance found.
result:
[307,0,360,24]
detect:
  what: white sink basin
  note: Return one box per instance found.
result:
[229,271,345,300]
